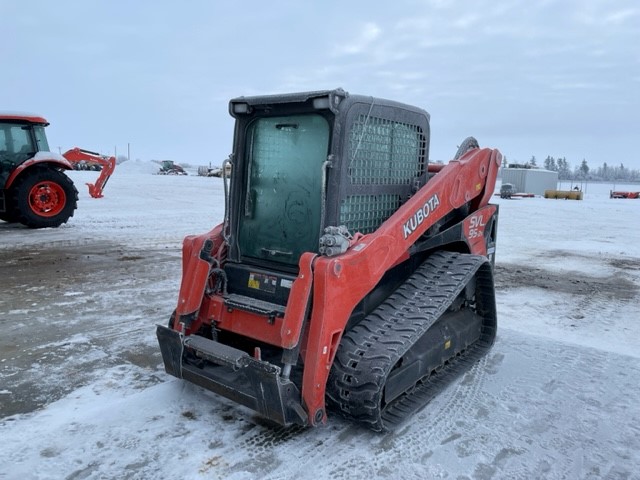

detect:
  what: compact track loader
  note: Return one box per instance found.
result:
[157,89,501,431]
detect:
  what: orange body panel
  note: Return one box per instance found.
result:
[5,155,74,189]
[462,204,498,256]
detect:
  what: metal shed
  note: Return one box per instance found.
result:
[501,168,558,195]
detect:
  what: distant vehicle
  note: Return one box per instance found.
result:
[158,160,187,175]
[197,163,232,177]
[500,183,515,199]
[610,190,639,199]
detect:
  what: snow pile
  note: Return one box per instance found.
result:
[115,159,160,175]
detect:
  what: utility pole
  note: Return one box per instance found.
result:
[127,143,130,162]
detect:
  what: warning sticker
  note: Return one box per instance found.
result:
[247,272,277,293]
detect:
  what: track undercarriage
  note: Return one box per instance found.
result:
[326,251,497,431]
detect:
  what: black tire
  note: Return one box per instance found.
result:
[11,167,78,228]
[453,136,479,160]
[0,211,18,223]
[0,197,18,223]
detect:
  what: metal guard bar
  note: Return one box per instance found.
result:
[156,325,308,426]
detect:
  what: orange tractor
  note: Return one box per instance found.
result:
[157,89,501,431]
[0,113,78,228]
[0,113,116,228]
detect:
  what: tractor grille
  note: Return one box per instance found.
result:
[348,115,424,185]
[339,194,402,234]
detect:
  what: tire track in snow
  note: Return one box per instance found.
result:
[212,351,492,480]
[199,330,640,480]
[202,351,493,480]
[322,353,493,479]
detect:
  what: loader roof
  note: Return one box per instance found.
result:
[229,88,430,120]
[230,88,345,106]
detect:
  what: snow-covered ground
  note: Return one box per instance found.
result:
[1,165,639,479]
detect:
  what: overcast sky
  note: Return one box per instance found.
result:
[4,1,639,170]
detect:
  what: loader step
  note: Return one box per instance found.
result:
[224,293,285,321]
[326,251,497,432]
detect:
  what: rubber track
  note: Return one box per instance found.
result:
[326,251,497,431]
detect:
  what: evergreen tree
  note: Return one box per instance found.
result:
[618,163,626,180]
[579,159,589,178]
[557,157,571,180]
[557,157,569,180]
[544,155,557,171]
[529,155,537,167]
[529,157,640,182]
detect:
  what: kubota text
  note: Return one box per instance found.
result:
[403,194,441,239]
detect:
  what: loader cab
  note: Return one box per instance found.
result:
[225,89,430,301]
[0,116,49,187]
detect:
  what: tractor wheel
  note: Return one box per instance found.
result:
[11,167,78,228]
[453,136,479,160]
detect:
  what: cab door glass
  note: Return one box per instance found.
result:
[0,124,35,168]
[238,114,330,266]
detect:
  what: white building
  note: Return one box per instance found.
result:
[501,168,558,195]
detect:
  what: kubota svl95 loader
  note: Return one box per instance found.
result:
[157,89,501,431]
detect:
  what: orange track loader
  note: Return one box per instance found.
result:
[157,89,501,431]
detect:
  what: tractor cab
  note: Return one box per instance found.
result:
[0,115,50,187]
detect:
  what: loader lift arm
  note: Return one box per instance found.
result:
[62,147,116,198]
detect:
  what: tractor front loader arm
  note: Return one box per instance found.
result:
[62,147,117,198]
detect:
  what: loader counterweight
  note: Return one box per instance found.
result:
[156,88,502,430]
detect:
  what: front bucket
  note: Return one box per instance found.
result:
[156,325,308,426]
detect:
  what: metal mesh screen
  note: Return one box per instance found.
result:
[348,115,423,185]
[339,194,402,234]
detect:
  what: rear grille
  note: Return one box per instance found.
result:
[348,115,424,186]
[339,194,402,234]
